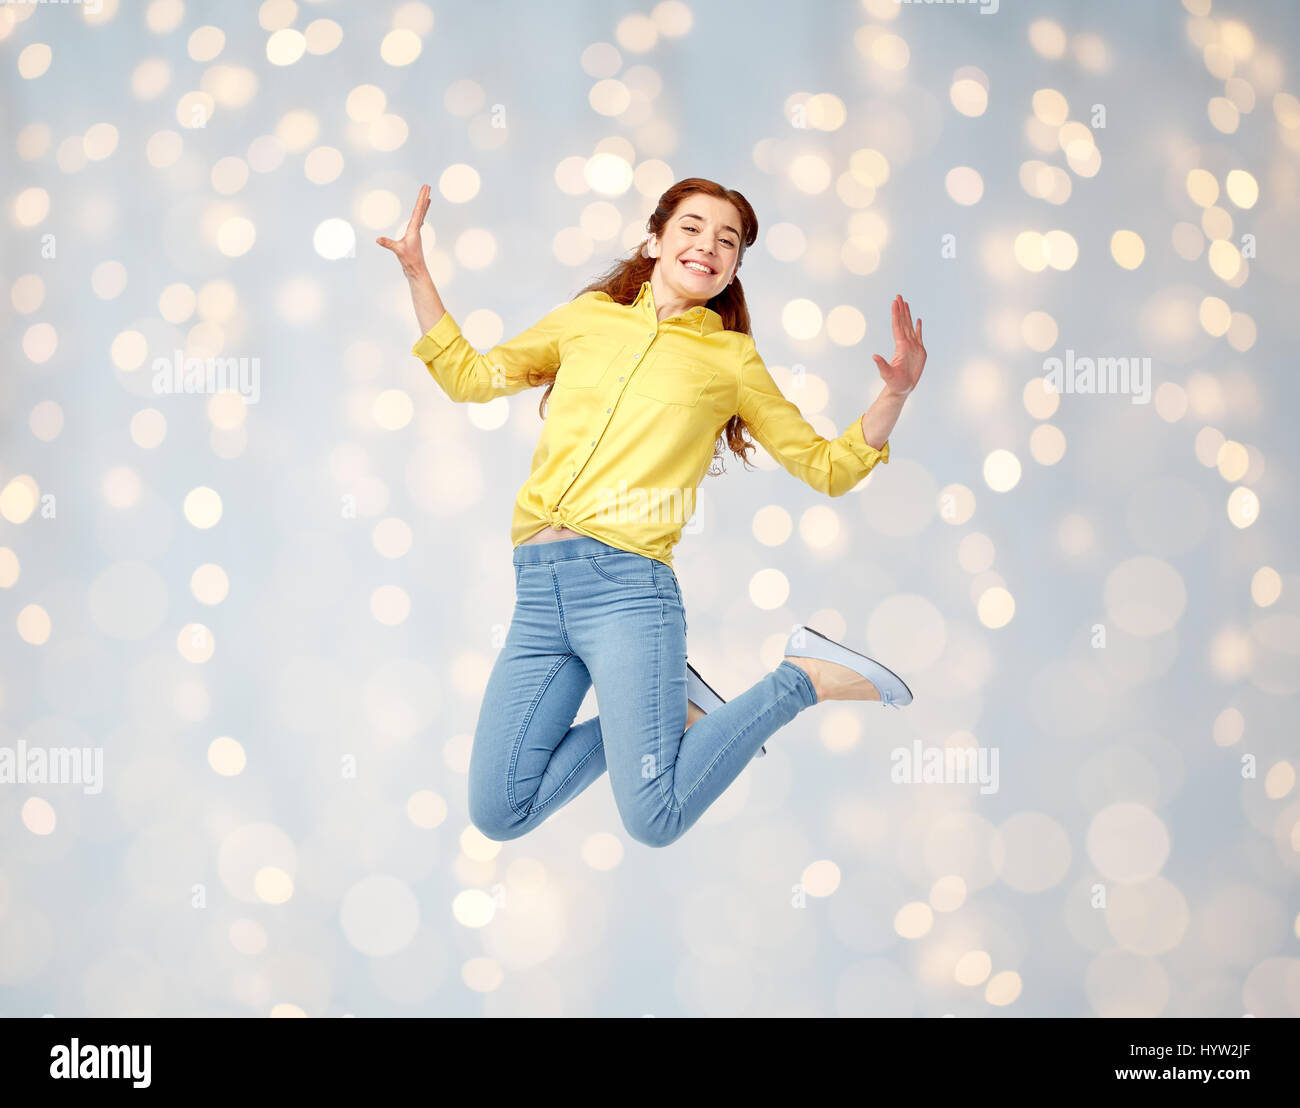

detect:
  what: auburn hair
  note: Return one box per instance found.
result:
[526,177,761,475]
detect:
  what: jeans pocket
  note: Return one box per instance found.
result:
[588,551,656,586]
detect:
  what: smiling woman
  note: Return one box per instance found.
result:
[552,178,766,473]
[380,175,928,849]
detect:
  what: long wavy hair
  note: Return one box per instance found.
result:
[527,178,761,475]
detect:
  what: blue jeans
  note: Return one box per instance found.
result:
[469,534,820,848]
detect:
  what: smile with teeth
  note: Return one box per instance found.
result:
[681,258,716,275]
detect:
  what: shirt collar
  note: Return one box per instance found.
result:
[634,279,724,335]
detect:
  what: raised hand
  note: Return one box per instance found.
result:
[872,295,926,397]
[376,184,431,275]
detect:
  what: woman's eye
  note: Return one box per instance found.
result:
[683,224,735,247]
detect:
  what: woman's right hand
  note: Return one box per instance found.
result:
[377,184,431,276]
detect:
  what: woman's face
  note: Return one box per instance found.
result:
[651,194,744,303]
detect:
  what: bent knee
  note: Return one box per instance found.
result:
[620,812,683,849]
[468,799,531,843]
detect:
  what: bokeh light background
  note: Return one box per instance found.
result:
[3,0,1299,1017]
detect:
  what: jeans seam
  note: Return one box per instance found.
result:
[548,563,574,653]
[671,574,685,632]
[505,653,570,818]
[652,567,675,815]
[673,682,804,812]
[532,710,605,816]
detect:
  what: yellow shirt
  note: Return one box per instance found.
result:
[410,278,890,566]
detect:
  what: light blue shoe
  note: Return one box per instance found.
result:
[783,625,912,709]
[687,663,766,758]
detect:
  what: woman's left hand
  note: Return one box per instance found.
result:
[872,295,926,397]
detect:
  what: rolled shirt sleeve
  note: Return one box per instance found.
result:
[411,296,577,404]
[736,336,890,498]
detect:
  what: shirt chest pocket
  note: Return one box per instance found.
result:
[630,355,718,407]
[556,339,624,390]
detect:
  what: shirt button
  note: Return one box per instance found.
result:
[590,440,595,446]
[605,407,611,413]
[618,376,624,382]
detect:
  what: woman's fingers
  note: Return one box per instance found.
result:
[405,184,429,235]
[889,296,926,352]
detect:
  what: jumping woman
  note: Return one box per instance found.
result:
[377,177,927,848]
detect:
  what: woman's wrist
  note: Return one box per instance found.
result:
[860,386,908,449]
